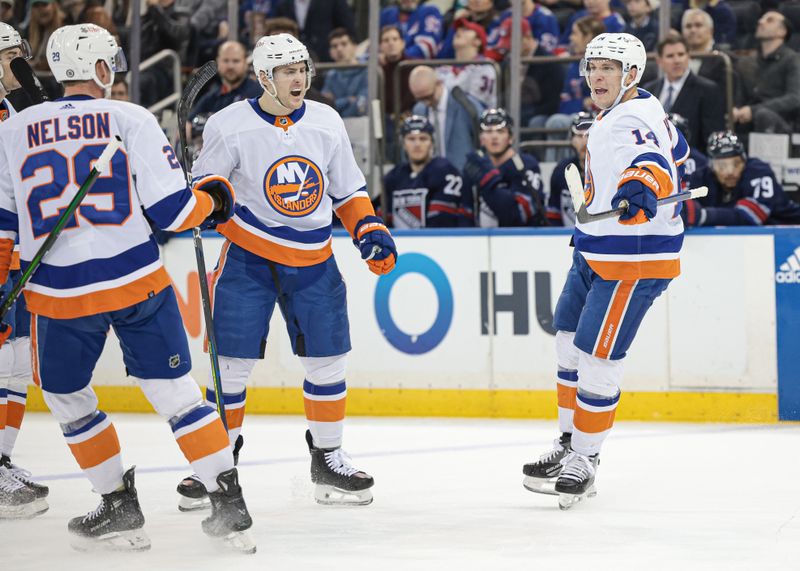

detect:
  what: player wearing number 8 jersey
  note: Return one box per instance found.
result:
[0,24,255,552]
[522,33,687,509]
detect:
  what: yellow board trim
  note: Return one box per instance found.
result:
[24,386,778,424]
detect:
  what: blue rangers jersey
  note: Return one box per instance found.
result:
[380,4,443,59]
[547,155,580,227]
[383,157,472,228]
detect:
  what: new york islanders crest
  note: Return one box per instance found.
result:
[263,155,324,217]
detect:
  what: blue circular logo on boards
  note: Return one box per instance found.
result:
[374,253,453,355]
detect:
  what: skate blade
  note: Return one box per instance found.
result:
[213,530,256,554]
[70,528,152,552]
[0,498,49,519]
[522,476,559,496]
[557,485,597,511]
[314,485,373,506]
[178,494,211,512]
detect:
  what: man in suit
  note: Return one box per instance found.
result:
[409,65,485,171]
[272,0,356,62]
[644,35,724,153]
[681,7,741,104]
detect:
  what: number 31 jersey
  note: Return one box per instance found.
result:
[0,95,213,319]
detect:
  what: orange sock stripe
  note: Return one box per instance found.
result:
[6,400,24,429]
[595,280,636,359]
[30,315,41,387]
[304,397,347,422]
[0,402,6,430]
[557,384,577,410]
[176,417,230,463]
[67,424,121,469]
[225,407,245,431]
[573,407,617,434]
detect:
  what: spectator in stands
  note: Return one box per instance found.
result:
[273,0,356,63]
[0,0,16,27]
[644,35,724,153]
[490,0,560,56]
[688,0,736,49]
[438,18,497,108]
[464,108,547,227]
[668,112,708,183]
[547,112,593,227]
[682,8,733,91]
[530,16,604,161]
[733,11,800,135]
[383,115,473,228]
[517,17,564,125]
[189,41,262,121]
[559,0,625,49]
[623,0,659,52]
[410,65,485,171]
[24,0,64,98]
[439,0,503,59]
[139,0,191,109]
[175,0,227,64]
[380,0,444,60]
[684,130,800,226]
[321,28,367,118]
[241,0,275,47]
[110,76,129,102]
[380,24,413,161]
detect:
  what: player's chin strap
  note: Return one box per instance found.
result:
[604,75,637,111]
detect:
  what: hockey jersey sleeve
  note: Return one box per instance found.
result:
[611,113,676,201]
[405,6,444,60]
[426,159,473,227]
[328,115,379,237]
[0,141,16,285]
[128,111,216,233]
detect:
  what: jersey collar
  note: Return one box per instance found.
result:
[248,98,306,130]
[55,94,97,102]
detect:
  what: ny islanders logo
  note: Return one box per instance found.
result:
[264,155,324,217]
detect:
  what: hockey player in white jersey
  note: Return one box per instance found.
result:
[522,33,685,509]
[0,21,50,520]
[0,24,255,552]
[177,33,397,509]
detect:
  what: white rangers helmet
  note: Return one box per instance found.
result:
[580,32,647,87]
[252,33,315,92]
[46,24,127,96]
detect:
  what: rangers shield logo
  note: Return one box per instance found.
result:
[263,155,324,217]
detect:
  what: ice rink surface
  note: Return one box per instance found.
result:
[2,413,799,571]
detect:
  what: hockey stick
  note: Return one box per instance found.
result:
[176,61,229,430]
[10,57,48,104]
[0,136,122,321]
[564,163,708,224]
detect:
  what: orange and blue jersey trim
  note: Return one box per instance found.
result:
[574,229,682,280]
[248,98,306,131]
[333,192,376,238]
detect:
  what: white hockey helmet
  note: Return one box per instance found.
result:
[0,22,32,96]
[580,33,646,105]
[46,24,127,97]
[252,33,315,92]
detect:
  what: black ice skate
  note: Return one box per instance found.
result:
[554,450,599,510]
[305,430,373,506]
[68,467,151,552]
[177,434,243,512]
[522,432,571,496]
[2,455,50,501]
[0,465,47,519]
[202,468,256,554]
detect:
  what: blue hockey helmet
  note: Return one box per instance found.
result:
[707,130,745,160]
[479,107,513,131]
[570,111,594,134]
[400,114,434,137]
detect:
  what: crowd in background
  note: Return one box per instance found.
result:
[2,0,800,229]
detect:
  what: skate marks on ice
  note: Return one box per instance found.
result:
[3,415,800,570]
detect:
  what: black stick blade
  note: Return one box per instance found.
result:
[10,58,47,104]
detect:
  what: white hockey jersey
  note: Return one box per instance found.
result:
[575,89,685,281]
[192,99,374,267]
[0,95,214,319]
[438,60,498,109]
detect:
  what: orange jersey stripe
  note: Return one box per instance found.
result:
[176,417,230,463]
[573,407,617,434]
[0,402,6,429]
[172,189,215,233]
[335,196,376,238]
[303,397,347,422]
[218,220,332,267]
[0,238,13,283]
[68,424,121,469]
[10,250,20,271]
[595,280,635,359]
[24,267,171,319]
[5,400,24,428]
[585,258,680,281]
[557,384,577,410]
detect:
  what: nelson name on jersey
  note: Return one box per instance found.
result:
[26,111,111,149]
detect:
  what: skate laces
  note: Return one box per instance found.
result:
[538,437,567,463]
[559,452,595,483]
[324,448,360,477]
[0,467,26,493]
[82,499,109,523]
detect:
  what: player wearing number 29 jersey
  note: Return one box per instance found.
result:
[0,25,254,552]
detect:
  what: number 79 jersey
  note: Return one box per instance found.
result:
[0,95,210,319]
[575,89,685,281]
